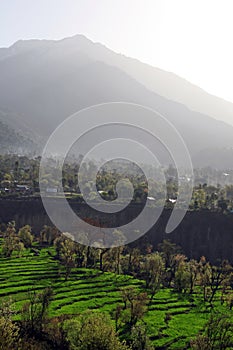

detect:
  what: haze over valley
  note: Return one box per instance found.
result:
[0,34,233,168]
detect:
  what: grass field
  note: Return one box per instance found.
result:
[0,246,230,349]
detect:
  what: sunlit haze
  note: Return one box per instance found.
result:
[1,0,233,102]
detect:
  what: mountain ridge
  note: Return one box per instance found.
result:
[3,34,233,123]
[0,34,233,168]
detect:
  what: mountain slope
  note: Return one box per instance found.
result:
[54,35,233,127]
[0,35,233,167]
[0,118,37,155]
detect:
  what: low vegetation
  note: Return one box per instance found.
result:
[0,222,232,349]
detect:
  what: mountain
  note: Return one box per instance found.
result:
[55,35,233,127]
[0,117,37,155]
[0,35,233,167]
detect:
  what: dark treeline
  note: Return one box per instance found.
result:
[1,199,233,264]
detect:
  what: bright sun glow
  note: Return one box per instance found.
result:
[1,0,233,102]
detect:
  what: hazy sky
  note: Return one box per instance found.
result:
[1,0,233,102]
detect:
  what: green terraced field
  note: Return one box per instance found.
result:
[0,247,143,317]
[0,246,230,349]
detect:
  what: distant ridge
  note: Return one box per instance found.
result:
[0,34,232,168]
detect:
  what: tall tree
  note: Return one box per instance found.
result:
[144,252,165,302]
[18,225,33,248]
[0,300,20,350]
[2,221,24,258]
[22,287,53,335]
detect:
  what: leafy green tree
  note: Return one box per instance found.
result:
[0,300,20,350]
[190,334,211,350]
[198,256,211,302]
[130,324,153,350]
[112,229,126,274]
[158,239,180,269]
[18,225,33,248]
[120,287,148,328]
[22,287,53,335]
[192,188,207,209]
[174,263,190,293]
[188,259,199,294]
[99,248,110,271]
[2,221,24,258]
[126,247,141,276]
[191,313,233,350]
[173,255,190,293]
[208,260,233,306]
[144,252,165,302]
[54,237,77,280]
[40,225,60,245]
[14,241,25,258]
[102,230,126,274]
[63,311,129,350]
